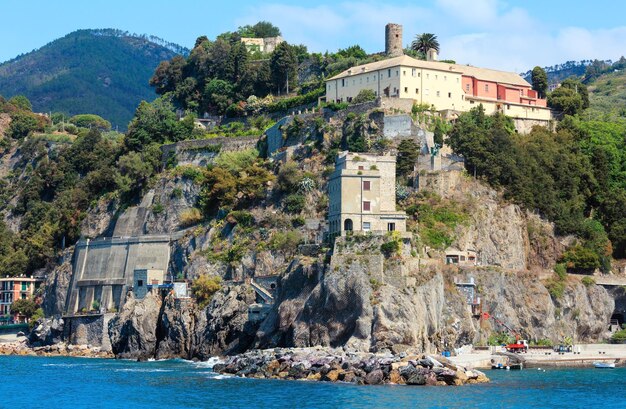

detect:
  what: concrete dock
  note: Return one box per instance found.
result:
[449,344,626,369]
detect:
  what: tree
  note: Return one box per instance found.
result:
[352,89,376,104]
[10,299,38,318]
[69,114,111,131]
[8,95,32,111]
[560,77,589,109]
[531,66,548,99]
[396,140,420,178]
[238,21,281,38]
[411,33,440,56]
[548,86,584,116]
[270,42,298,94]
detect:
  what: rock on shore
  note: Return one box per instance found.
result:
[0,338,112,358]
[213,347,489,386]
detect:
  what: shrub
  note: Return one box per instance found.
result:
[554,263,567,280]
[562,245,601,272]
[269,230,302,252]
[29,308,44,330]
[352,89,376,104]
[546,278,565,299]
[581,276,596,287]
[191,275,222,309]
[171,187,183,199]
[92,299,101,311]
[291,216,306,228]
[611,328,626,342]
[277,161,303,193]
[152,201,164,214]
[284,193,305,213]
[488,332,514,346]
[179,208,202,227]
[228,210,254,227]
[10,298,37,318]
[380,234,402,257]
[173,165,204,183]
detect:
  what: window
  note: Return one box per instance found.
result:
[520,89,524,96]
[137,280,144,287]
[426,73,429,79]
[412,68,416,76]
[485,84,489,92]
[363,222,371,231]
[444,76,447,81]
[367,77,369,83]
[466,84,470,92]
[425,89,429,95]
[404,87,408,93]
[363,201,371,211]
[363,180,371,191]
[352,79,355,85]
[403,70,406,76]
[448,92,452,98]
[418,72,421,77]
[21,282,28,291]
[416,88,419,94]
[341,79,345,87]
[358,165,364,170]
[387,223,396,231]
[396,70,399,76]
[388,69,391,78]
[436,91,440,97]
[435,75,438,80]
[456,78,460,83]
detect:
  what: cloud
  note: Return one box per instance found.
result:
[238,1,626,72]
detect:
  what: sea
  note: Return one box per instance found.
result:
[0,356,624,409]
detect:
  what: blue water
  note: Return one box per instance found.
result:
[0,356,624,408]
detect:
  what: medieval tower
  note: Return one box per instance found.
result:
[385,23,403,57]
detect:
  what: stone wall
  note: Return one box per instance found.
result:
[161,137,258,167]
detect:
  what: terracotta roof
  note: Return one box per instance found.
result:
[326,54,530,87]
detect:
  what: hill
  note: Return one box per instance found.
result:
[0,29,188,129]
[521,60,591,86]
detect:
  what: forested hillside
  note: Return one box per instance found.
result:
[0,29,187,129]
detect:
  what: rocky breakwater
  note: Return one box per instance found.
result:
[0,339,112,358]
[213,348,489,386]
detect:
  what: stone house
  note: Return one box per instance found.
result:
[241,36,284,54]
[328,151,407,235]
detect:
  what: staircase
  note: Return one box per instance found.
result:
[250,279,274,304]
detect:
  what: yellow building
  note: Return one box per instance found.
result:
[325,55,551,122]
[328,151,407,235]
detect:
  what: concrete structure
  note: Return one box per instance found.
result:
[173,282,189,298]
[385,23,403,57]
[65,235,171,315]
[0,277,43,323]
[328,151,407,235]
[241,36,284,54]
[455,276,481,316]
[133,269,166,299]
[326,26,550,124]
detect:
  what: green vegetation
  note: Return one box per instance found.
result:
[380,234,402,257]
[198,149,273,214]
[411,33,440,57]
[269,230,302,253]
[404,191,468,249]
[0,29,184,129]
[69,114,111,131]
[581,276,596,287]
[531,66,548,99]
[612,324,626,342]
[447,105,619,265]
[191,274,222,309]
[351,89,376,104]
[488,332,514,346]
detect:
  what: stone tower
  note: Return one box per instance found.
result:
[385,23,403,57]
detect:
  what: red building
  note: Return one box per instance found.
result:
[0,277,43,324]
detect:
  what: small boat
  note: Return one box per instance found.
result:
[593,361,615,369]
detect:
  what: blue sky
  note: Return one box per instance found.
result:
[2,0,625,72]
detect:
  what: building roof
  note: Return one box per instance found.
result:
[327,54,531,88]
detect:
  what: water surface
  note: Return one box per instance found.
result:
[1,356,623,408]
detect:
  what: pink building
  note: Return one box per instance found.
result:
[0,277,43,324]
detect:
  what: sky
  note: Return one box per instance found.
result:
[1,0,625,72]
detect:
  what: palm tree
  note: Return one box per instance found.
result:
[411,33,440,56]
